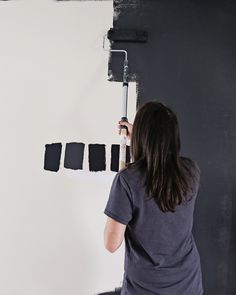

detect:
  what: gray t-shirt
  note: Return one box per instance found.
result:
[104,157,203,295]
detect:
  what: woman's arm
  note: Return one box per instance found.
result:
[104,217,127,253]
[103,120,133,253]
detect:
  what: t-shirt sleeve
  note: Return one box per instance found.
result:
[104,172,133,225]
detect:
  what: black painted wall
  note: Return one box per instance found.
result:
[109,1,236,294]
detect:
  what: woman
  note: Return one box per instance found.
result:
[103,101,203,295]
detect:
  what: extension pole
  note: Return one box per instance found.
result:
[103,29,147,170]
[103,36,129,171]
[119,58,129,170]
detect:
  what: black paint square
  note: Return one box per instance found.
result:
[110,144,130,172]
[64,142,85,170]
[88,144,106,172]
[44,143,62,172]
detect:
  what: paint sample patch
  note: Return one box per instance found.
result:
[110,144,130,172]
[44,143,62,172]
[64,142,85,170]
[88,144,106,172]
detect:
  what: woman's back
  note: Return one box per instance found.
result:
[104,157,203,295]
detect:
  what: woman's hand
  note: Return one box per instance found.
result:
[117,120,133,140]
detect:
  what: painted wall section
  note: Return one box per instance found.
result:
[109,1,236,294]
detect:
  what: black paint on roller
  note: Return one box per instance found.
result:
[88,144,106,172]
[108,28,148,43]
[64,142,85,170]
[110,144,130,172]
[44,143,62,172]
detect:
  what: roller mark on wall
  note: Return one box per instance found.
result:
[44,143,62,172]
[107,0,142,108]
[113,0,139,21]
[64,142,85,170]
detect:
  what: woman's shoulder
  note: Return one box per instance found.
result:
[116,163,143,186]
[116,164,136,178]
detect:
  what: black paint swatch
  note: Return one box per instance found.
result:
[110,144,131,172]
[64,142,85,170]
[88,144,106,172]
[44,143,62,172]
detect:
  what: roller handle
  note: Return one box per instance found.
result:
[120,116,128,132]
[119,116,128,170]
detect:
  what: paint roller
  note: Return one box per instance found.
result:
[103,28,148,171]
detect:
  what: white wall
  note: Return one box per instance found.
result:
[0,1,136,294]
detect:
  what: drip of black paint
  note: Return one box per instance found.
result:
[110,144,130,172]
[88,144,106,172]
[44,143,62,172]
[64,142,85,170]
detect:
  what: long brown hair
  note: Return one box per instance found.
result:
[127,101,196,213]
